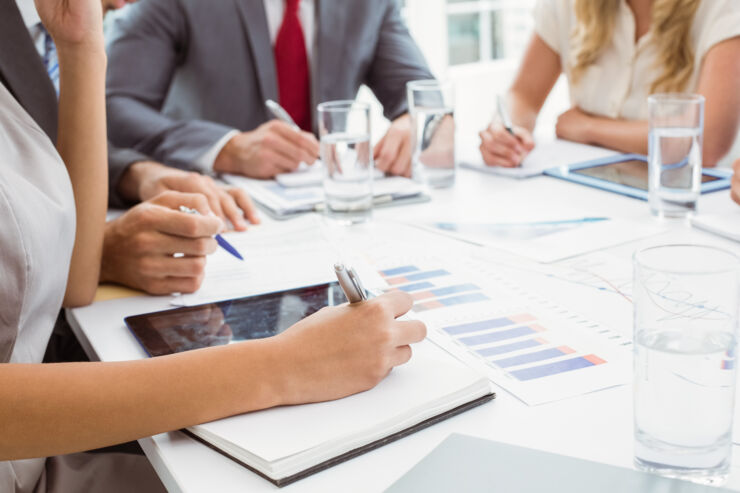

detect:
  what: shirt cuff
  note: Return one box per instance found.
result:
[193,130,240,172]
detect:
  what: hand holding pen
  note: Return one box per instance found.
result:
[179,206,244,260]
[478,94,535,168]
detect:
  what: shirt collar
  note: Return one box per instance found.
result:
[15,0,41,29]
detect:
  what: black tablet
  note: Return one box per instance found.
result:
[125,282,347,357]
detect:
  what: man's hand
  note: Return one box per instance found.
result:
[101,191,223,294]
[270,291,427,405]
[479,122,534,168]
[213,121,319,178]
[120,161,260,231]
[731,159,740,205]
[374,113,413,177]
[555,107,594,144]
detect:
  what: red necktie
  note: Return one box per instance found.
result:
[274,0,311,131]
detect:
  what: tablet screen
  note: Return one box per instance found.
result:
[571,159,722,191]
[125,282,347,357]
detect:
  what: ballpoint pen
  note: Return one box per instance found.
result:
[496,94,515,136]
[334,262,368,303]
[265,99,300,131]
[179,206,244,261]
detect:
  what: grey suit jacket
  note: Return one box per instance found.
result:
[0,0,148,208]
[106,0,433,168]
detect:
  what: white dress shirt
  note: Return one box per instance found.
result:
[196,0,316,170]
[534,0,740,120]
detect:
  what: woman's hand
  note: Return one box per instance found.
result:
[34,0,104,51]
[555,107,594,144]
[269,291,427,406]
[479,122,535,167]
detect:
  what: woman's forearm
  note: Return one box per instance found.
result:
[56,46,109,307]
[0,341,279,459]
[583,117,649,154]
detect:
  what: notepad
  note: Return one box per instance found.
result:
[459,139,620,178]
[223,174,429,219]
[184,340,494,486]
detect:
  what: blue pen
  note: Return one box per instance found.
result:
[178,206,244,261]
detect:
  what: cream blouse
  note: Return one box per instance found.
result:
[534,0,740,120]
[0,82,76,491]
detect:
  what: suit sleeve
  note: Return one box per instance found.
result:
[105,0,235,169]
[363,0,435,121]
[107,144,148,209]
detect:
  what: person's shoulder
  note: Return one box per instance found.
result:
[693,0,740,30]
[691,0,740,56]
[533,0,573,54]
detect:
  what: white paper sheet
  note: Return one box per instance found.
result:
[175,216,339,306]
[365,250,632,406]
[419,217,665,263]
[692,211,740,242]
[459,138,620,179]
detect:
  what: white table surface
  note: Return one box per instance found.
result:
[67,166,740,492]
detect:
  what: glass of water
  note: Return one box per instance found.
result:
[407,80,456,188]
[318,101,372,225]
[648,94,705,218]
[633,245,739,484]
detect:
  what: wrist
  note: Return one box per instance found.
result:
[213,133,246,174]
[118,161,167,202]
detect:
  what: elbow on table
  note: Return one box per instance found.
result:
[63,285,97,308]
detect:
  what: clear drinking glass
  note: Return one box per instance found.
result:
[633,245,739,484]
[318,101,373,225]
[407,80,456,188]
[648,94,705,218]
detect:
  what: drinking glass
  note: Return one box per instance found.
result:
[407,80,456,188]
[648,94,704,218]
[633,245,739,484]
[318,101,373,225]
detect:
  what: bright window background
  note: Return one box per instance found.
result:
[361,0,570,148]
[363,0,738,165]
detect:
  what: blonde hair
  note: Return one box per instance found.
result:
[570,0,701,94]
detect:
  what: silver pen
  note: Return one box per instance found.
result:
[496,94,515,136]
[334,262,368,303]
[265,99,300,131]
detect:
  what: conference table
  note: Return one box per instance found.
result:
[68,160,740,492]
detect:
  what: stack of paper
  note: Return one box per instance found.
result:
[459,138,620,178]
[224,173,428,219]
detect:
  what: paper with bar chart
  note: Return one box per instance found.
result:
[376,259,631,405]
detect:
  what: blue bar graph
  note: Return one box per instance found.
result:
[459,325,540,346]
[510,356,603,381]
[492,348,569,368]
[443,317,515,336]
[381,265,419,277]
[414,292,489,312]
[413,283,479,299]
[476,339,541,357]
[394,282,434,293]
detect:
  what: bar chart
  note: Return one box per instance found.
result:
[380,265,490,313]
[376,260,631,405]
